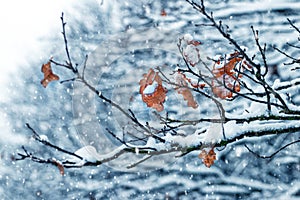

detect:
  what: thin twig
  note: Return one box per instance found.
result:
[244,138,300,159]
[60,13,77,73]
[82,55,88,79]
[26,123,83,160]
[287,18,300,34]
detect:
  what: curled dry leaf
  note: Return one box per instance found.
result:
[174,72,198,109]
[52,159,64,175]
[198,148,216,168]
[211,51,251,99]
[139,68,167,112]
[41,61,60,88]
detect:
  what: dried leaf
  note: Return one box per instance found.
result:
[160,9,167,16]
[198,148,216,168]
[212,74,240,99]
[41,61,60,88]
[52,159,64,175]
[139,68,167,112]
[211,51,251,99]
[175,72,198,109]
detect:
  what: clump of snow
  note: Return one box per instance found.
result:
[163,132,202,148]
[214,59,225,69]
[144,136,167,151]
[183,33,193,42]
[180,33,201,66]
[39,135,49,142]
[213,54,222,61]
[244,101,268,116]
[146,137,157,147]
[184,44,201,65]
[240,46,248,52]
[74,145,99,162]
[201,123,223,144]
[143,82,158,95]
[223,120,239,139]
[135,147,139,155]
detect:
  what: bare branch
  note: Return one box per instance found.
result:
[244,138,300,159]
[25,123,83,160]
[60,12,77,73]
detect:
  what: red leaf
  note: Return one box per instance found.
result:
[41,61,60,88]
[139,68,167,112]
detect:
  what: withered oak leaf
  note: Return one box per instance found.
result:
[41,61,60,88]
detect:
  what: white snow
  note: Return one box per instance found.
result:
[73,145,127,163]
[143,82,158,95]
[183,33,193,42]
[164,132,201,148]
[200,123,223,144]
[74,145,100,162]
[214,59,225,69]
[240,46,248,52]
[39,135,49,142]
[184,44,201,65]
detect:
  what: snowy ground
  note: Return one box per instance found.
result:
[0,0,300,199]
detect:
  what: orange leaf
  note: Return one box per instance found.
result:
[175,72,198,109]
[41,61,60,88]
[198,148,216,168]
[139,68,167,112]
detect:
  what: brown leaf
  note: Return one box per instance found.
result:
[41,61,60,88]
[175,72,198,109]
[198,148,216,168]
[52,159,64,176]
[139,68,167,112]
[211,51,251,99]
[160,9,167,16]
[211,75,240,99]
